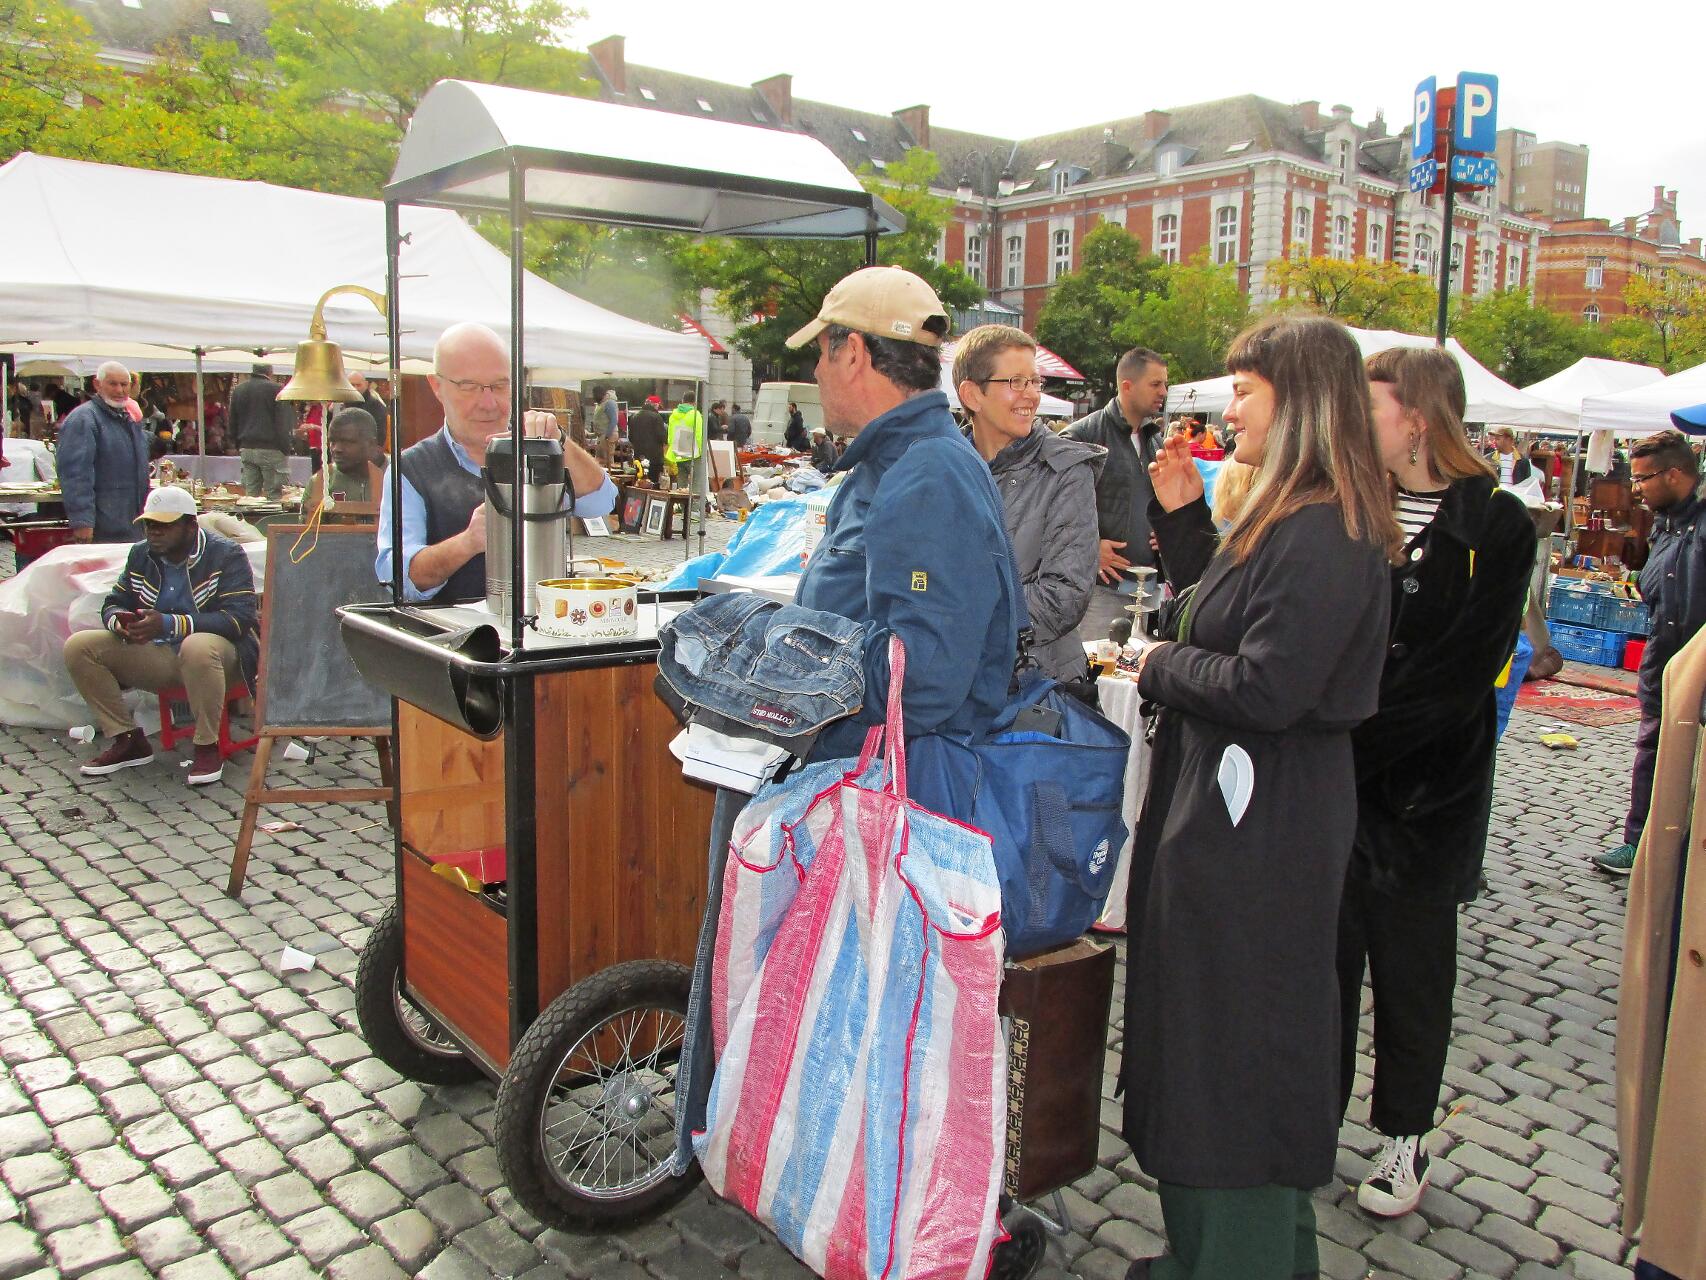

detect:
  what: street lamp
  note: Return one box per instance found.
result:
[956,151,1015,292]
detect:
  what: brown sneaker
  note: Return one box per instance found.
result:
[186,744,224,787]
[81,729,153,776]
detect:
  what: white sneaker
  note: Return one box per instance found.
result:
[1357,1133,1431,1217]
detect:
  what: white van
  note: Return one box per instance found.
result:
[750,382,822,447]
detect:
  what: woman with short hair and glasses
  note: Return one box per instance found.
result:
[953,324,1104,682]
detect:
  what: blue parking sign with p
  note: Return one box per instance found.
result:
[1454,72,1498,153]
[1412,76,1436,162]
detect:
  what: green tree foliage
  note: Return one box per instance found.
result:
[1613,273,1706,372]
[1451,288,1587,386]
[673,148,981,374]
[0,0,102,158]
[1035,224,1163,398]
[1264,250,1437,333]
[1110,251,1249,382]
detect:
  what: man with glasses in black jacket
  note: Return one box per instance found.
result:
[1596,429,1706,875]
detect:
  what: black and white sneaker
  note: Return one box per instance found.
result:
[1357,1133,1430,1217]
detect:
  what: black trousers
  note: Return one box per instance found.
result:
[1624,707,1661,846]
[1336,875,1459,1137]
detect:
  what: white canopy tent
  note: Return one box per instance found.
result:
[1517,358,1665,437]
[0,152,709,385]
[1579,361,1706,437]
[1165,328,1572,428]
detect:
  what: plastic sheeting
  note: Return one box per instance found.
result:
[659,490,832,590]
[0,541,268,729]
[696,638,1006,1280]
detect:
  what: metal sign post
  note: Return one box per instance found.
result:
[1411,71,1499,347]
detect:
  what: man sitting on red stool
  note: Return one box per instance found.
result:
[65,487,259,786]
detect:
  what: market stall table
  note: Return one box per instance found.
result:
[165,455,314,487]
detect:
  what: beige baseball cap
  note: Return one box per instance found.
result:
[135,486,198,523]
[785,267,950,350]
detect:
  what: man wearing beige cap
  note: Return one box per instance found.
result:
[65,486,259,786]
[787,266,1022,758]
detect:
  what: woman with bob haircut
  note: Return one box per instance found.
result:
[1336,346,1535,1218]
[954,324,1104,682]
[1117,313,1401,1280]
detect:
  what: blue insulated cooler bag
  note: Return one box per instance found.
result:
[909,668,1131,959]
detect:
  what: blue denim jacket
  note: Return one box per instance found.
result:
[658,593,870,743]
[796,390,1021,758]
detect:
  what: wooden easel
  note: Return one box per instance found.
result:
[226,524,396,897]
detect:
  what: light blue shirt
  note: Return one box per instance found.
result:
[377,425,619,603]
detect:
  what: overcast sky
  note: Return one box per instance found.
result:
[575,0,1700,233]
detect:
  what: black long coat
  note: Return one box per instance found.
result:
[1121,499,1389,1189]
[1351,476,1535,904]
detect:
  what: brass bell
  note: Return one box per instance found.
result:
[277,283,388,403]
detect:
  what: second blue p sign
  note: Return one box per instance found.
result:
[1454,72,1499,153]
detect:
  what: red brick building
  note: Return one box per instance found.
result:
[1535,187,1706,325]
[579,43,1547,331]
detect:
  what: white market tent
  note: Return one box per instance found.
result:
[0,151,709,385]
[1579,361,1706,437]
[1165,328,1572,428]
[1518,357,1665,437]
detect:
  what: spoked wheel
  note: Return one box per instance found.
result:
[355,904,483,1085]
[988,1201,1049,1280]
[495,959,701,1229]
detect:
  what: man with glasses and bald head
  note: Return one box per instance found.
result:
[376,322,617,602]
[1595,430,1706,875]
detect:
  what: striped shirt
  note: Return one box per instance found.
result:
[1397,485,1447,545]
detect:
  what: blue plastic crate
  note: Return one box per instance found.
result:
[1549,622,1626,668]
[1593,595,1650,636]
[1546,586,1602,627]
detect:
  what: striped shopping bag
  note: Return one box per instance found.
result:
[695,637,1008,1280]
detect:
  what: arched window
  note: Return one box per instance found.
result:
[1583,304,1601,325]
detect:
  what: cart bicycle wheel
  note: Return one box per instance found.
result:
[495,959,701,1229]
[355,904,483,1085]
[989,1203,1049,1280]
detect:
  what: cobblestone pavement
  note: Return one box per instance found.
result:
[0,520,1643,1280]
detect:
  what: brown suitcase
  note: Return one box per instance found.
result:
[998,936,1117,1201]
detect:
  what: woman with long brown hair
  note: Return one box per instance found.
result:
[1336,346,1535,1218]
[1118,313,1400,1280]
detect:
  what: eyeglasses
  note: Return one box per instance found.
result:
[441,378,512,397]
[977,376,1044,393]
[1632,466,1675,485]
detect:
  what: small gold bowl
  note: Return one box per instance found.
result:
[538,577,632,591]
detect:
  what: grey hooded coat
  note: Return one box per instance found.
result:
[982,423,1106,681]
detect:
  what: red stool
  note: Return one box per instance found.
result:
[156,684,259,758]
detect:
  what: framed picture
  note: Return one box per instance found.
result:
[643,497,668,536]
[579,516,612,537]
[620,493,645,534]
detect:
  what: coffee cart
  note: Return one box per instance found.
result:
[340,80,898,1230]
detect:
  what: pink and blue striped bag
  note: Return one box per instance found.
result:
[694,637,1007,1280]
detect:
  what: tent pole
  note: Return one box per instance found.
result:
[385,200,405,603]
[1564,428,1585,537]
[194,348,206,485]
[508,158,528,656]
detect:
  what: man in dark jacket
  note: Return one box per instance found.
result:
[629,394,668,484]
[1596,430,1706,874]
[727,402,752,448]
[56,361,149,542]
[230,365,295,499]
[348,372,390,443]
[65,487,259,786]
[1486,428,1533,485]
[788,266,1020,758]
[1063,347,1169,640]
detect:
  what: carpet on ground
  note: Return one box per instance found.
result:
[1515,678,1643,727]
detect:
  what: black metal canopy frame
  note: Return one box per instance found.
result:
[373,77,896,1030]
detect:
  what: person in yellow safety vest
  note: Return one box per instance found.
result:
[665,392,705,485]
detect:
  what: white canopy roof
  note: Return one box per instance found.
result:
[1579,361,1706,437]
[390,80,903,240]
[1165,327,1571,428]
[0,152,709,384]
[1518,358,1665,435]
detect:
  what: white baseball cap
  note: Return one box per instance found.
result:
[786,266,950,350]
[135,486,198,523]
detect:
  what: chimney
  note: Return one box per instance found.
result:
[1366,109,1387,139]
[1102,127,1130,175]
[1144,110,1171,141]
[1295,100,1321,129]
[893,104,929,150]
[1624,216,1639,235]
[1331,103,1353,123]
[753,74,793,126]
[1688,237,1702,256]
[587,35,625,95]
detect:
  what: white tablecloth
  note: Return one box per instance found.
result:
[164,455,313,486]
[1096,674,1149,931]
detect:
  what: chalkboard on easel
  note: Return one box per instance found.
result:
[256,524,391,734]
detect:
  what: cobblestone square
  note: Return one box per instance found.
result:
[0,529,1646,1278]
